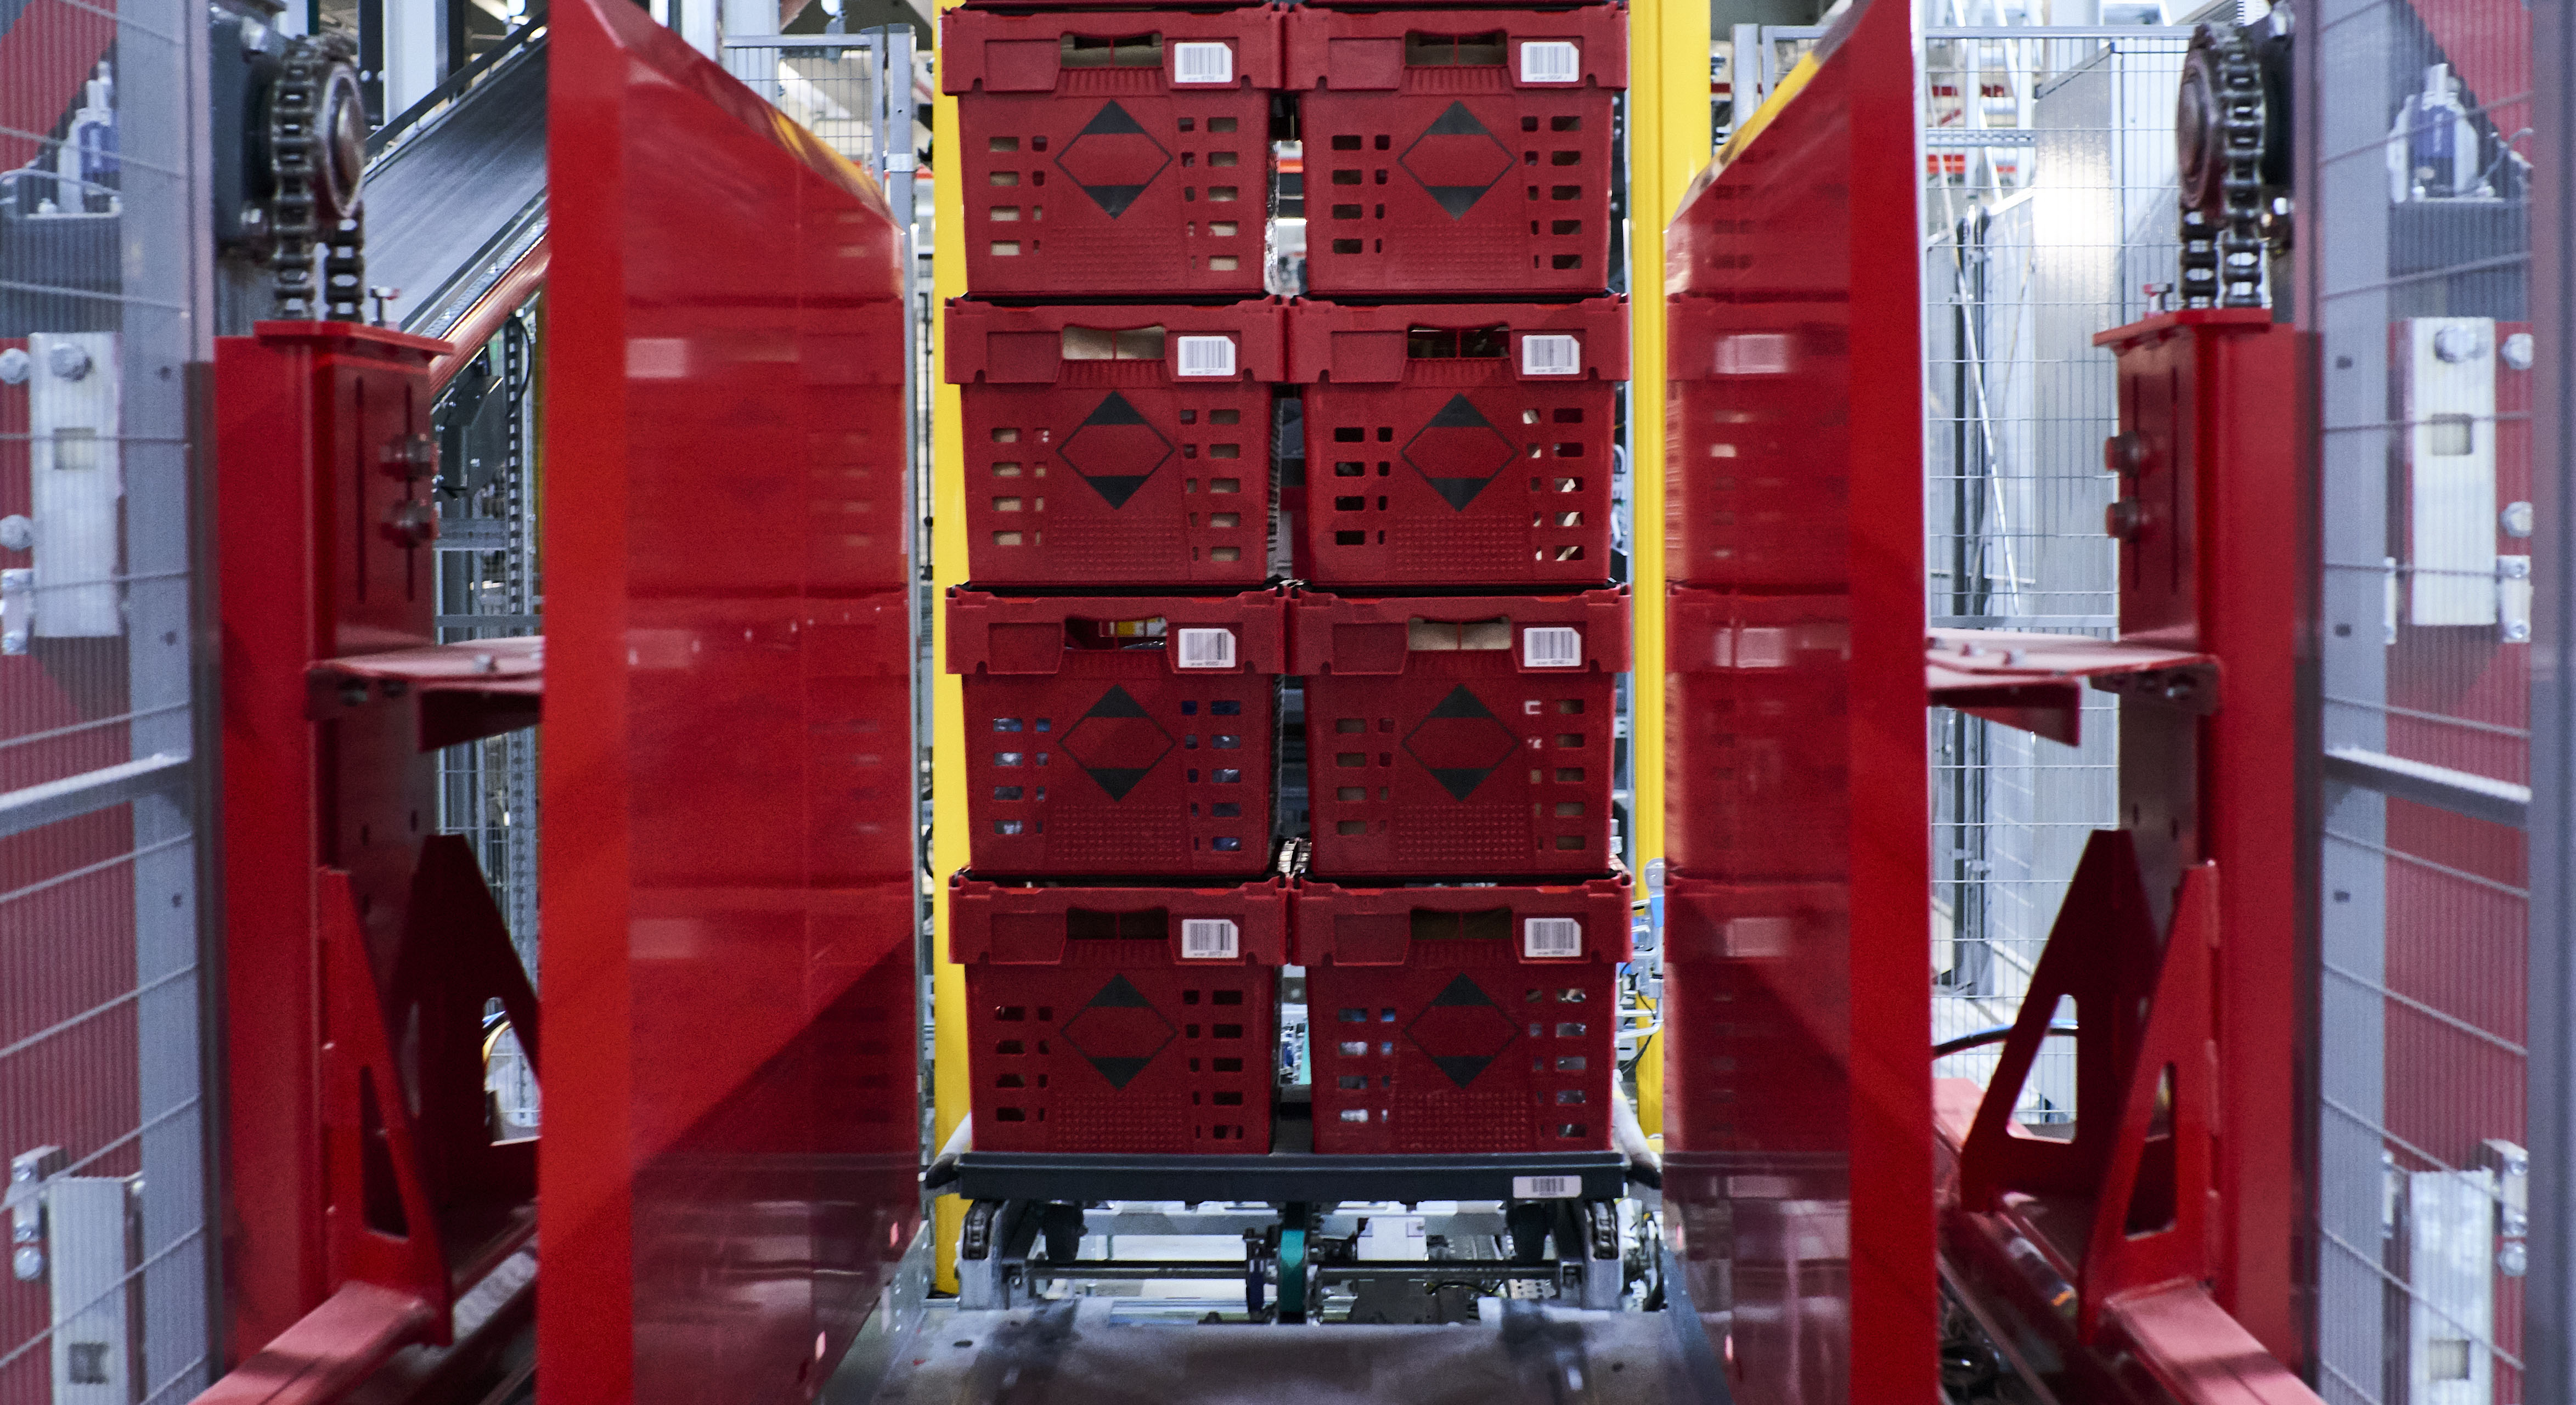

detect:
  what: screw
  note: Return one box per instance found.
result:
[2433,324,2485,364]
[44,342,90,381]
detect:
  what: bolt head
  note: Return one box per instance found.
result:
[2503,500,2536,538]
[0,516,32,553]
[0,349,26,386]
[44,342,91,381]
[2433,324,2484,364]
[2500,1240,2530,1277]
[11,1246,41,1281]
[2503,331,2535,371]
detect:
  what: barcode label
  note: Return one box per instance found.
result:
[1180,919,1241,959]
[1172,42,1233,84]
[1174,335,1237,377]
[1521,334,1581,376]
[1523,627,1582,668]
[1713,332,1795,376]
[1176,628,1237,669]
[1714,626,1789,669]
[1523,918,1582,958]
[1513,1175,1582,1199]
[1519,41,1580,84]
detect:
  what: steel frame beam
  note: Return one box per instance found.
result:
[2522,0,2576,1389]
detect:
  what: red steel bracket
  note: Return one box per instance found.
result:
[208,320,543,1398]
[1926,628,2215,746]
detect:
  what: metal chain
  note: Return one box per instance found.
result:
[268,41,326,317]
[2179,24,2271,309]
[269,35,365,319]
[2208,25,2270,308]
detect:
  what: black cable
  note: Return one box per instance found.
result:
[1933,1022,2077,1059]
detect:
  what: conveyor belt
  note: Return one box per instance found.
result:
[362,26,549,340]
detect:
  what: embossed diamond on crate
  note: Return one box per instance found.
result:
[1404,974,1520,1086]
[1056,101,1173,217]
[1402,686,1520,800]
[1400,101,1515,218]
[1062,974,1177,1087]
[1058,392,1174,508]
[1405,395,1519,510]
[1063,685,1175,800]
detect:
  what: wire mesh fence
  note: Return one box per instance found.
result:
[2306,0,2536,1394]
[1915,29,2190,1124]
[0,12,214,1404]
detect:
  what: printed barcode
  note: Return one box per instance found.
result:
[1521,334,1581,376]
[1174,335,1237,377]
[1523,918,1583,958]
[1172,42,1234,84]
[1714,626,1789,669]
[1512,1175,1582,1199]
[1176,627,1237,669]
[1180,919,1241,960]
[1519,41,1580,84]
[1523,627,1582,668]
[1713,332,1795,376]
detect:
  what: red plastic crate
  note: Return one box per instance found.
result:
[1660,874,1852,1154]
[1666,298,1852,588]
[953,873,1288,1153]
[1664,588,1849,882]
[1286,7,1625,297]
[1288,298,1624,588]
[944,8,1282,297]
[949,589,1286,876]
[1293,876,1629,1153]
[949,300,1285,589]
[1292,588,1627,877]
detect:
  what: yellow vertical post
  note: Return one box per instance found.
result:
[1626,0,1709,1137]
[929,6,973,1294]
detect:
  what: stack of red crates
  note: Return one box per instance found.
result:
[1278,0,1633,1157]
[944,0,1293,1155]
[1661,187,1856,1155]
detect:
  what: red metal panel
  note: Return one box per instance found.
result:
[1289,588,1627,879]
[946,299,1285,589]
[2094,311,2305,1361]
[946,589,1286,877]
[950,874,1288,1153]
[1286,6,1625,297]
[1286,298,1625,589]
[1659,0,1934,1397]
[1292,876,1627,1153]
[943,7,1281,298]
[543,2,918,1401]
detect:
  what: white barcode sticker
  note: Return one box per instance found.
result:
[1172,42,1234,84]
[1713,332,1795,376]
[1521,334,1581,376]
[1714,626,1789,669]
[1523,917,1582,958]
[1518,41,1580,84]
[1176,627,1237,669]
[1174,335,1237,377]
[1523,627,1582,668]
[1181,919,1241,959]
[1513,1175,1583,1199]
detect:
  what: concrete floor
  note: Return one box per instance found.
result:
[869,1299,1704,1405]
